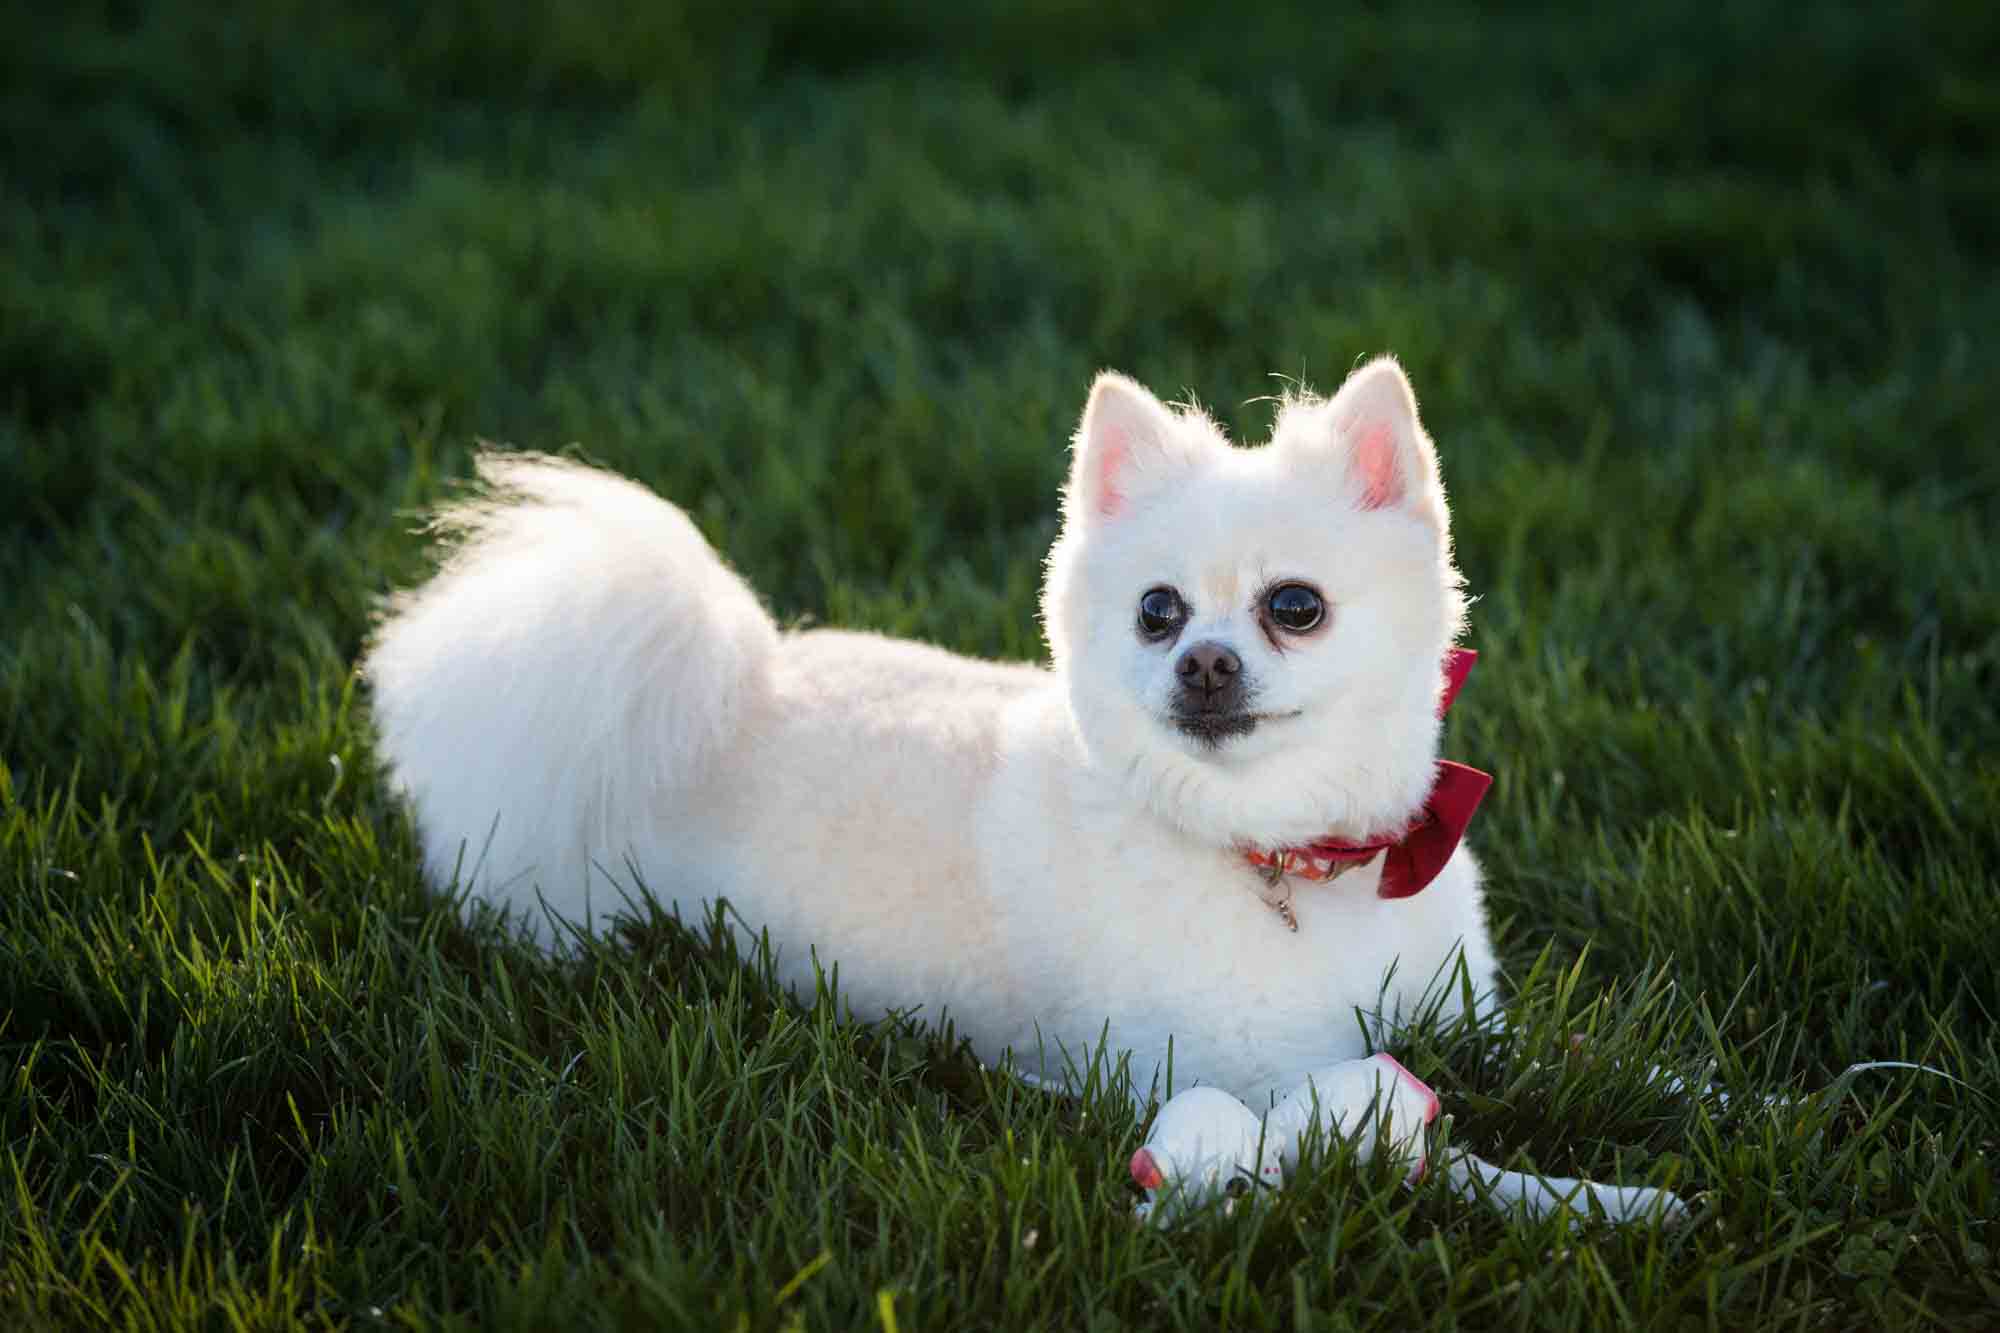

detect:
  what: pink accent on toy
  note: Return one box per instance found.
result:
[1371,1052,1442,1124]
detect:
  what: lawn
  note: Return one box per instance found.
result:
[4,1,1997,1327]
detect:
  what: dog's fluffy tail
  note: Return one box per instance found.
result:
[363,453,778,929]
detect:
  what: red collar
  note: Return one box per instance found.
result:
[1242,649,1492,914]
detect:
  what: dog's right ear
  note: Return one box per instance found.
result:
[1067,372,1184,523]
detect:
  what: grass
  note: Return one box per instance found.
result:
[4,0,1997,1326]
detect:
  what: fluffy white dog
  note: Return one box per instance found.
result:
[366,359,1682,1224]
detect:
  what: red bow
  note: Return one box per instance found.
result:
[1242,648,1491,900]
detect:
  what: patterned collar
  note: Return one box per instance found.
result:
[1242,649,1491,930]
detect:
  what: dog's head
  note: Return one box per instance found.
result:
[1041,358,1468,849]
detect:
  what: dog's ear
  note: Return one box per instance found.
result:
[1068,372,1185,522]
[1319,358,1445,527]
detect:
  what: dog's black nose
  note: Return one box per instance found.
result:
[1176,641,1241,697]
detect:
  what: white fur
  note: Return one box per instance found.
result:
[364,359,1496,1111]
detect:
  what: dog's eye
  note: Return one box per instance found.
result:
[1137,587,1186,640]
[1266,583,1324,633]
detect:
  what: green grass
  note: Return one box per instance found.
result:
[5,0,1998,1326]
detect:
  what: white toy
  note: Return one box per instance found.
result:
[1127,1086,1282,1222]
[1130,1053,1437,1222]
[1128,1052,1689,1229]
[1264,1052,1439,1181]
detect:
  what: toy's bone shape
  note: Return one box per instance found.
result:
[1127,1053,1688,1229]
[1131,1054,1437,1223]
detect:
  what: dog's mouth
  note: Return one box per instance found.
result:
[1171,708,1301,748]
[1175,712,1258,746]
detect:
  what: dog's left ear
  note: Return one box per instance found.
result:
[1066,371,1189,523]
[1317,358,1446,529]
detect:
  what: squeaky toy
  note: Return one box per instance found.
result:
[1130,1053,1439,1223]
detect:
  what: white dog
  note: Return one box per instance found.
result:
[366,359,1683,1225]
